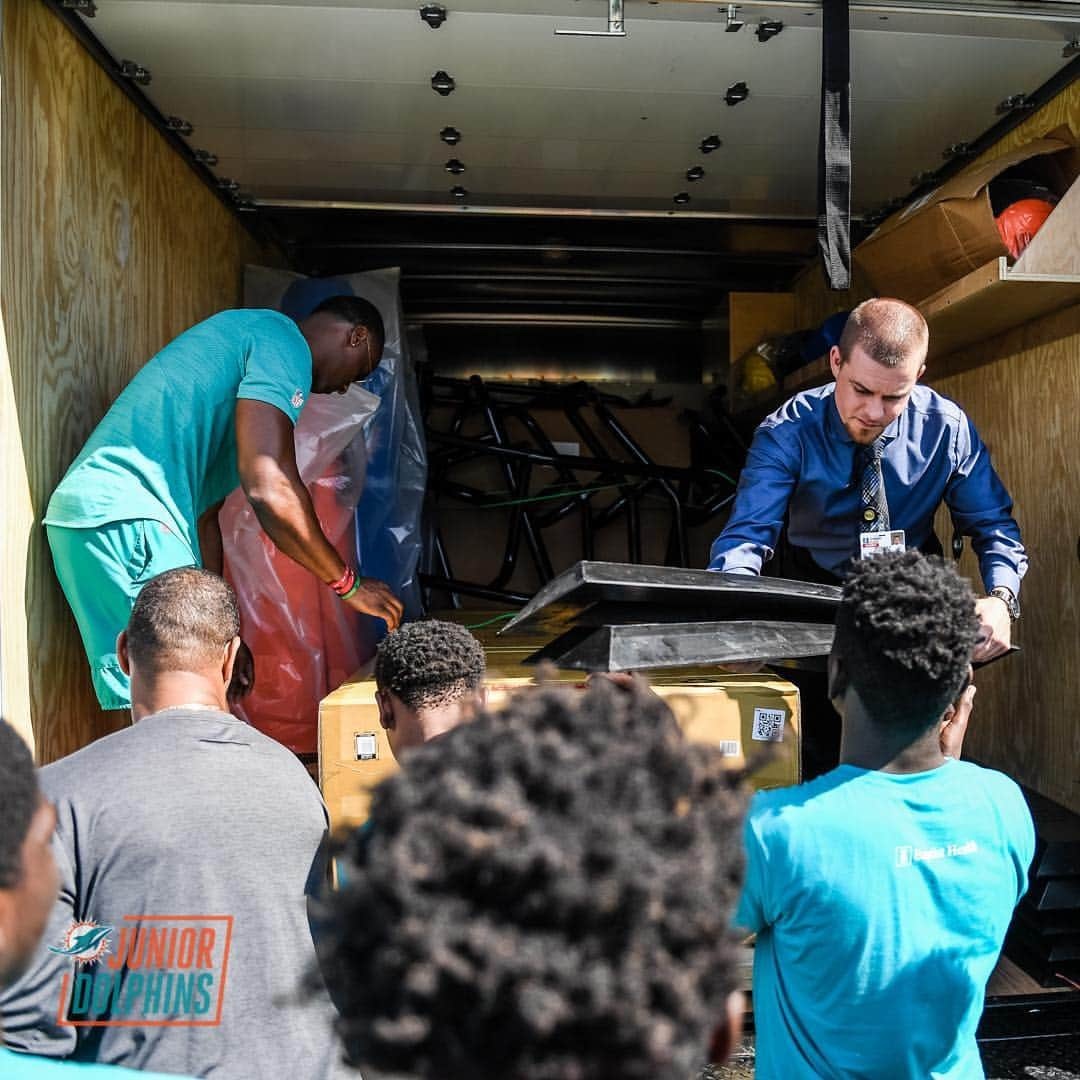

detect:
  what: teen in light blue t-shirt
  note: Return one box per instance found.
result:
[737,551,1035,1080]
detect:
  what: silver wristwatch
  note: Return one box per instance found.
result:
[989,586,1020,621]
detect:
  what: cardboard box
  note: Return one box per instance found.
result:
[319,652,801,834]
[854,129,1080,304]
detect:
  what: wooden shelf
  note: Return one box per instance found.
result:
[782,354,830,395]
[920,257,1080,361]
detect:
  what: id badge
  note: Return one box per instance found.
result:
[860,529,906,559]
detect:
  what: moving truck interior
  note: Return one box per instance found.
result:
[3,0,1080,1070]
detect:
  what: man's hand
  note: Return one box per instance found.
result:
[227,639,256,703]
[973,595,1011,662]
[940,681,976,760]
[344,578,404,631]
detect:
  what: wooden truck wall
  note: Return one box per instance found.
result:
[1,0,270,761]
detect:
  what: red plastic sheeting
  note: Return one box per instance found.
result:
[221,389,379,753]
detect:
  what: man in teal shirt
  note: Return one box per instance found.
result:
[736,550,1034,1079]
[45,296,404,710]
[0,720,189,1077]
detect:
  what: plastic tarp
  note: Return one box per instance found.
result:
[220,266,426,752]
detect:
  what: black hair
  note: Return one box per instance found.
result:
[312,295,386,354]
[127,567,240,675]
[317,678,747,1080]
[834,551,979,732]
[374,619,486,711]
[0,720,39,889]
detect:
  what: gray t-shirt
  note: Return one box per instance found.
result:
[0,709,350,1079]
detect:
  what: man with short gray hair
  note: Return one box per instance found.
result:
[1,568,348,1079]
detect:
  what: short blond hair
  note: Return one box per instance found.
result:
[838,298,928,368]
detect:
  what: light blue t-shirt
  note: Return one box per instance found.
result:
[0,1046,188,1077]
[45,310,312,562]
[736,760,1034,1080]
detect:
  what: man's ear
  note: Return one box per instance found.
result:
[376,689,395,732]
[916,361,926,382]
[707,989,745,1065]
[222,636,242,688]
[828,344,844,380]
[117,631,132,677]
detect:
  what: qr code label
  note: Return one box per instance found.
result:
[752,708,786,743]
[719,740,741,757]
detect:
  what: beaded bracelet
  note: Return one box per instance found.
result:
[328,565,357,597]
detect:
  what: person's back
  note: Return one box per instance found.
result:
[742,760,1031,1078]
[45,309,312,559]
[737,550,1034,1079]
[1,570,347,1079]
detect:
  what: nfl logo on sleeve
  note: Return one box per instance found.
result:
[291,390,305,409]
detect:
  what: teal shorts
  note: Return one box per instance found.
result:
[47,520,199,710]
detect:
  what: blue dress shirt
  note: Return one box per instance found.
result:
[709,384,1027,594]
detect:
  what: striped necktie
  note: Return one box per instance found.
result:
[858,437,890,532]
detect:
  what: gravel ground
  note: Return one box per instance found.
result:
[698,1035,1080,1079]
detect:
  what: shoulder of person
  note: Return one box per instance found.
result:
[746,766,868,833]
[38,724,143,795]
[906,384,967,426]
[949,760,1032,824]
[760,384,834,431]
[235,307,304,337]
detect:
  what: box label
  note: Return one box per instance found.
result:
[719,740,741,757]
[752,707,786,743]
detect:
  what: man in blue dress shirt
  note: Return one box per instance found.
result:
[710,297,1026,663]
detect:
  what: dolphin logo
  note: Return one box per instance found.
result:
[49,922,113,962]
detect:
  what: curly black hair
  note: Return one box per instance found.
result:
[316,678,747,1080]
[834,550,980,732]
[0,720,39,889]
[373,619,486,711]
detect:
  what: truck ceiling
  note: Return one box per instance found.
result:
[50,0,1080,329]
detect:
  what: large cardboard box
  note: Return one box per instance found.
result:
[319,652,801,834]
[854,129,1080,304]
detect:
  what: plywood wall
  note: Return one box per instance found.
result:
[0,1,270,761]
[931,301,1080,814]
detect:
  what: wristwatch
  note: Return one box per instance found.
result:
[989,586,1020,621]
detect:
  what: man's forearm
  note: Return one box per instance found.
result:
[245,472,347,584]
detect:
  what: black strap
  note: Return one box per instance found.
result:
[818,0,852,291]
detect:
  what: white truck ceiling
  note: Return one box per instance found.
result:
[67,1,1080,217]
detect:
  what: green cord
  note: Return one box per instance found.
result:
[705,467,737,486]
[463,612,519,630]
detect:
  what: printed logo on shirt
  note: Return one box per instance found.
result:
[895,840,978,869]
[48,921,113,965]
[291,389,305,409]
[51,914,233,1028]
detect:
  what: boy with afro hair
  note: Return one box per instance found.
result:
[737,550,1034,1079]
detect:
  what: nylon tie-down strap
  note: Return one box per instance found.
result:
[818,0,851,291]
